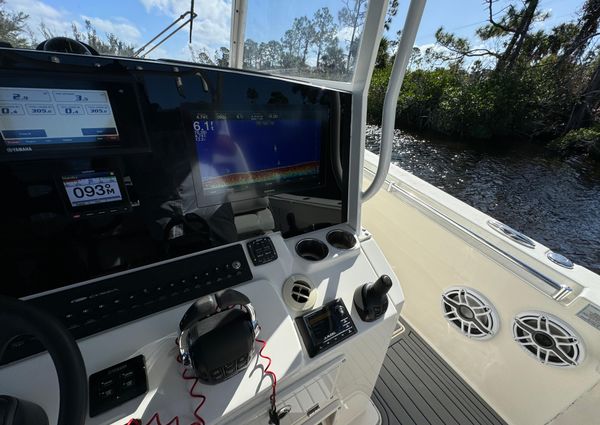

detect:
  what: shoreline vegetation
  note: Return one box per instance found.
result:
[368,0,600,162]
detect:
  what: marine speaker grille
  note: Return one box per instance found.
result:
[512,312,584,367]
[441,287,499,340]
[283,275,317,312]
[291,280,312,304]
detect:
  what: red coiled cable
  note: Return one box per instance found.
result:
[134,343,207,425]
[255,338,277,409]
[134,338,275,425]
[181,368,206,425]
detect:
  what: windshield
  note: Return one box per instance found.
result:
[243,1,369,82]
[1,0,369,82]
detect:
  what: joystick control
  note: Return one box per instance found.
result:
[354,275,393,322]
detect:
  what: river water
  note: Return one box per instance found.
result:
[365,125,600,275]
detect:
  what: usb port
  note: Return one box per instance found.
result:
[307,404,319,417]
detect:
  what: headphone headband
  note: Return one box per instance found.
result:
[179,289,251,331]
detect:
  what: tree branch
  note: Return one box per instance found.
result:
[487,0,513,33]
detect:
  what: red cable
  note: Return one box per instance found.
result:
[133,341,206,425]
[181,368,206,425]
[135,338,275,425]
[144,412,180,425]
[255,338,277,407]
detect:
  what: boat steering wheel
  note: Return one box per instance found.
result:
[0,296,88,425]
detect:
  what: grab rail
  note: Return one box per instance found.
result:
[362,0,427,201]
[363,165,574,302]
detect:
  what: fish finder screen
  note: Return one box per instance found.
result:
[0,87,119,146]
[192,110,324,196]
[62,171,123,208]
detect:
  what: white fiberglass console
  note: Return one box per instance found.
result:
[0,227,403,425]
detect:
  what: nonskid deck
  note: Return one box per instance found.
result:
[373,322,505,425]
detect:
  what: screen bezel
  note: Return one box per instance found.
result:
[0,72,150,161]
[57,169,131,217]
[182,106,330,209]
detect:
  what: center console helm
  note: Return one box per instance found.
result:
[0,40,394,425]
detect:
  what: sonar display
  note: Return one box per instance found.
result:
[193,111,323,194]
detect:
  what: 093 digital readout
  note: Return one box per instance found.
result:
[62,171,123,208]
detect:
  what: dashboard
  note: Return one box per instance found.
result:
[0,47,406,425]
[0,48,351,364]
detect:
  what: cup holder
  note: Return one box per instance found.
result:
[326,229,358,250]
[296,238,329,261]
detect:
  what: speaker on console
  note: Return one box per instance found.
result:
[512,311,584,367]
[441,287,500,340]
[282,275,317,312]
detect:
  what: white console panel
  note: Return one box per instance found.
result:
[0,227,403,425]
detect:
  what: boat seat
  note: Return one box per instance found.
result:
[231,197,275,237]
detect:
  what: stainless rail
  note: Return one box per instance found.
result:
[133,9,197,58]
[362,0,427,201]
[229,0,248,69]
[363,166,574,301]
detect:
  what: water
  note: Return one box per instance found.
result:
[365,125,600,275]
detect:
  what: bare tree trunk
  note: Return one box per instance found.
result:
[495,0,539,72]
[302,39,310,64]
[566,60,600,131]
[559,0,600,65]
[345,0,361,71]
[316,47,321,68]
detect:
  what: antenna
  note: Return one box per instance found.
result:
[134,0,197,58]
[189,0,195,44]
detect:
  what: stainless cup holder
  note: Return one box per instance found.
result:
[326,229,358,250]
[296,238,329,261]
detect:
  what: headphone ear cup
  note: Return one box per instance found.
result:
[179,294,218,331]
[215,289,250,310]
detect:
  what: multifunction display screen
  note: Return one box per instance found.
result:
[192,110,324,196]
[0,87,119,146]
[62,171,123,208]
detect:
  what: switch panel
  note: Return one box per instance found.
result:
[89,355,148,417]
[247,237,278,266]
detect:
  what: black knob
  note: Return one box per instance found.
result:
[334,304,346,316]
[371,275,393,295]
[353,275,393,322]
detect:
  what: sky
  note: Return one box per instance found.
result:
[3,0,587,62]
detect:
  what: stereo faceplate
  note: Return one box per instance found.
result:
[296,298,357,358]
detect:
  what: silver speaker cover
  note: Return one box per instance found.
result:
[282,274,317,312]
[512,311,584,367]
[441,287,499,340]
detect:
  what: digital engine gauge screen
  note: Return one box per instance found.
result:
[0,87,120,146]
[62,171,123,208]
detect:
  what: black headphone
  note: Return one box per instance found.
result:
[178,289,259,382]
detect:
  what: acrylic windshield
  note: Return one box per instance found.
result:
[0,0,368,82]
[242,0,370,82]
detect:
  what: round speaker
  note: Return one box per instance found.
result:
[282,275,317,312]
[512,312,584,367]
[441,287,499,340]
